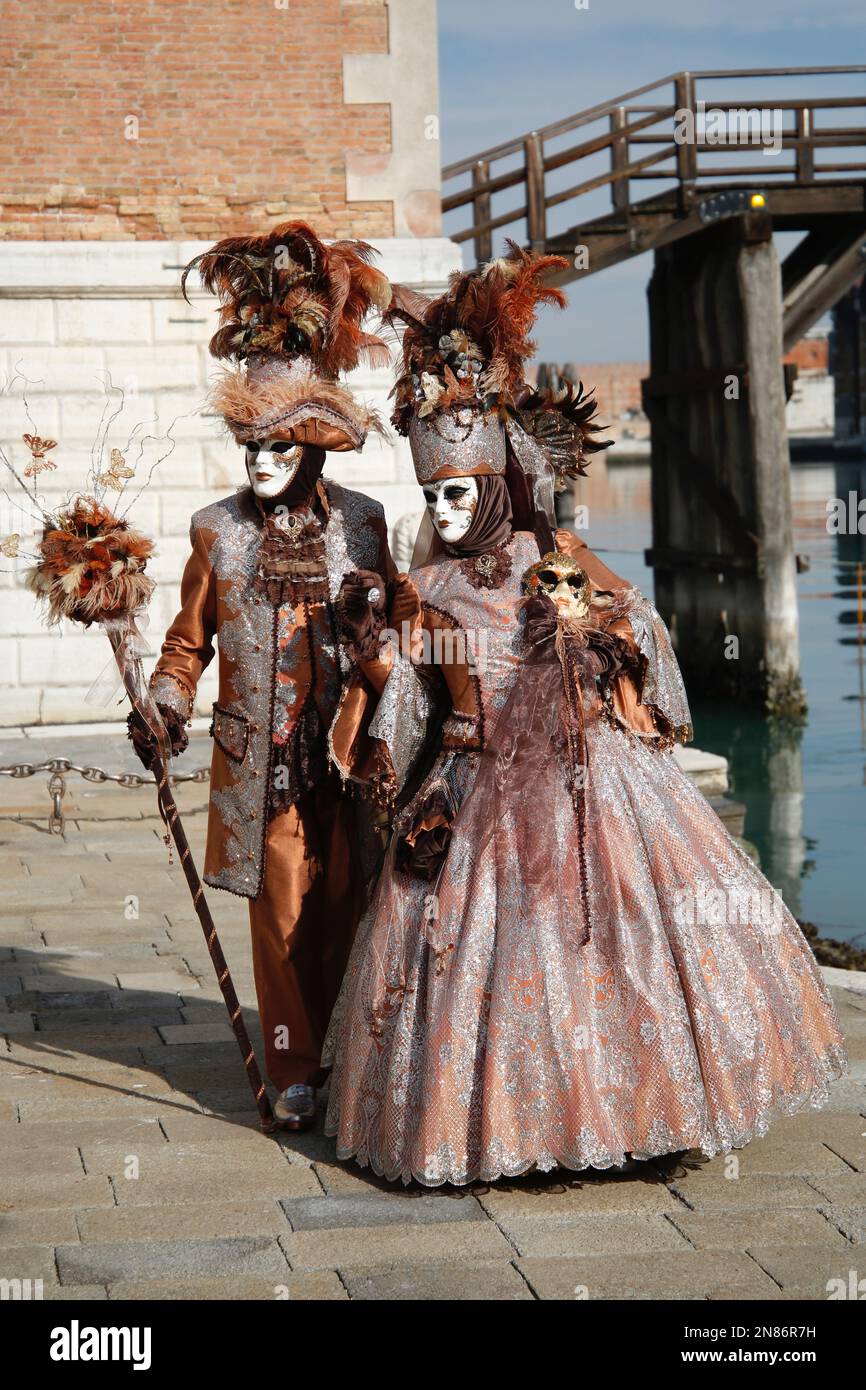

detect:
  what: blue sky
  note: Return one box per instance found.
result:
[437,0,865,362]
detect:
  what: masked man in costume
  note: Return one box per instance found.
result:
[130,222,396,1130]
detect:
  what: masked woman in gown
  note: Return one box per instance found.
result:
[324,248,848,1188]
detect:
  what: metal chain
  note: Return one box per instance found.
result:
[0,758,210,835]
[0,758,210,787]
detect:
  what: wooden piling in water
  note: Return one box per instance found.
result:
[643,211,805,715]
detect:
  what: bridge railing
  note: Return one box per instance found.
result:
[442,67,866,265]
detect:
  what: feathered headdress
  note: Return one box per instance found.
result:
[183,221,391,449]
[183,221,391,374]
[389,243,567,435]
[387,243,611,486]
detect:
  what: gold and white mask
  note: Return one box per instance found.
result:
[421,475,479,543]
[522,552,591,623]
[244,438,304,499]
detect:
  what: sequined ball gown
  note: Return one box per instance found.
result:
[323,531,848,1187]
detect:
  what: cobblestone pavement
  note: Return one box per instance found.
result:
[1,748,865,1302]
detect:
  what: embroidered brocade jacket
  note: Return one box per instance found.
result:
[150,479,394,900]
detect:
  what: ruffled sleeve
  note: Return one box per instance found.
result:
[599,589,693,747]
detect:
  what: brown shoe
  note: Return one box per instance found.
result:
[274,1083,316,1131]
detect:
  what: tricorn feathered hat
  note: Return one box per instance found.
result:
[183,221,392,451]
[388,243,611,490]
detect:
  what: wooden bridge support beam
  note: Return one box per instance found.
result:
[831,278,866,451]
[644,212,805,715]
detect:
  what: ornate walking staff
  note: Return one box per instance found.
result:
[113,639,273,1139]
[20,488,276,1133]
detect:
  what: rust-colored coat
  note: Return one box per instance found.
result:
[150,479,394,899]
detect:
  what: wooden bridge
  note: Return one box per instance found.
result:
[443,67,866,711]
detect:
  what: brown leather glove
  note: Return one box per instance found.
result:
[127,705,189,771]
[395,788,453,881]
[335,570,388,659]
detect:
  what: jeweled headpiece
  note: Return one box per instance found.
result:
[183,221,392,451]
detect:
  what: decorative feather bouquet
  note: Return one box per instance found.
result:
[27,495,155,627]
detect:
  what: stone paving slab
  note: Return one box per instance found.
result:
[305,1157,419,1197]
[0,1146,86,1179]
[280,1220,514,1271]
[342,1261,533,1301]
[696,1136,852,1176]
[0,1068,176,1100]
[279,1193,486,1230]
[806,1172,866,1204]
[820,1135,866,1170]
[2,771,865,1300]
[496,1212,691,1260]
[154,1111,264,1145]
[56,1236,290,1285]
[0,1012,36,1035]
[77,1201,292,1243]
[0,1117,166,1151]
[820,1204,866,1243]
[109,1167,322,1206]
[746,1245,866,1299]
[477,1175,682,1218]
[757,1109,866,1143]
[518,1251,784,1301]
[106,1273,346,1300]
[661,1168,845,1212]
[2,1173,116,1211]
[157,1022,234,1045]
[0,1060,172,1092]
[665,1207,850,1250]
[0,1210,80,1247]
[15,1022,168,1047]
[16,1089,189,1121]
[0,1243,60,1283]
[81,1139,303,1182]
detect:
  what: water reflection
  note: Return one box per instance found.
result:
[568,454,866,943]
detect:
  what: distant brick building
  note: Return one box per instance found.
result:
[0,0,458,725]
[536,327,834,455]
[535,361,649,445]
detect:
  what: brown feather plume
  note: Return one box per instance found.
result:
[182,221,391,376]
[209,367,386,445]
[519,377,613,480]
[387,243,568,433]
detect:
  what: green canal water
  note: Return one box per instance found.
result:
[574,453,866,947]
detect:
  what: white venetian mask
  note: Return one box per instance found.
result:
[244,438,304,499]
[421,475,479,543]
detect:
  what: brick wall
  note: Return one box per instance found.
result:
[0,0,392,240]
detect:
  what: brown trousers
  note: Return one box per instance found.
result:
[248,774,364,1091]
